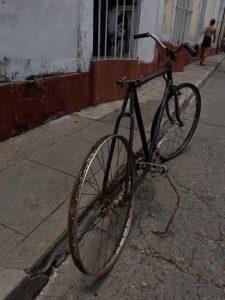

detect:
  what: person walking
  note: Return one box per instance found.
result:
[200,19,216,66]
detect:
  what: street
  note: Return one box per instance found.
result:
[36,62,225,300]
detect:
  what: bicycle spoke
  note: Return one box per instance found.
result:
[85,178,100,194]
[68,135,136,276]
[90,166,101,193]
[96,152,106,174]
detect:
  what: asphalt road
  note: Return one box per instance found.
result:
[37,62,225,300]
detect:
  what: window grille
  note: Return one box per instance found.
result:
[93,0,141,60]
[172,0,194,45]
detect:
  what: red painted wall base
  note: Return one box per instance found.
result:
[0,73,90,141]
[0,45,216,141]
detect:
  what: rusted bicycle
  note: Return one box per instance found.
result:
[68,33,201,277]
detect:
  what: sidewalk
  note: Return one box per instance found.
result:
[0,54,224,299]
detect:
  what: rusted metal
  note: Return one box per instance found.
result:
[152,173,180,235]
[137,162,168,177]
[68,134,136,277]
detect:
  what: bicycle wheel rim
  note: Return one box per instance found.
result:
[68,135,136,277]
[158,83,201,161]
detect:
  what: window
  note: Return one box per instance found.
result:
[93,0,141,60]
[172,0,194,45]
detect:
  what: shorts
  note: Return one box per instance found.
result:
[201,36,211,48]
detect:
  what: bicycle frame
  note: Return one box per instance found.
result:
[102,62,175,192]
[68,33,200,276]
[102,35,198,193]
[116,63,173,161]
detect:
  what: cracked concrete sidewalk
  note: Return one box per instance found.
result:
[0,53,224,299]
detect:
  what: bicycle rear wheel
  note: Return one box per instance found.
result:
[68,135,136,277]
[156,83,201,161]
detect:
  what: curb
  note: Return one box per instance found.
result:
[5,233,69,300]
[5,54,225,300]
[196,57,225,90]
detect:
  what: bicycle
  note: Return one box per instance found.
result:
[68,33,201,277]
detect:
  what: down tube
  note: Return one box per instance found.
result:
[149,84,171,159]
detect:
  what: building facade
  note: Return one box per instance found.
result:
[0,0,224,140]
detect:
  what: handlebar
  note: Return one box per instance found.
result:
[134,32,166,50]
[134,32,197,57]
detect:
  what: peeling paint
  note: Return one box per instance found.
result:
[0,1,83,81]
[0,57,10,82]
[77,0,94,72]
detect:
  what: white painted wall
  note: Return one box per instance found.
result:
[0,0,93,81]
[137,0,165,63]
[77,1,93,72]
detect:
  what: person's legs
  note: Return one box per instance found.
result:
[204,48,210,63]
[200,46,206,65]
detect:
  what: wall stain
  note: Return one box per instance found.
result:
[0,57,10,82]
[0,13,18,25]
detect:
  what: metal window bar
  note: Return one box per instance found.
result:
[133,0,141,58]
[180,0,187,43]
[183,0,193,42]
[173,0,181,44]
[104,0,109,59]
[114,0,119,59]
[172,5,181,44]
[184,0,194,42]
[179,0,186,44]
[94,0,140,60]
[128,0,135,59]
[172,0,193,45]
[120,0,126,58]
[98,0,102,59]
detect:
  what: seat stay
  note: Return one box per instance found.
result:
[149,82,171,156]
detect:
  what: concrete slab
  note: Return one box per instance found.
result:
[71,120,139,143]
[0,200,69,272]
[200,69,225,127]
[75,100,123,120]
[98,110,133,129]
[27,136,91,176]
[41,115,92,136]
[173,55,224,86]
[97,101,158,131]
[0,127,62,172]
[71,119,143,157]
[0,265,26,300]
[0,149,23,173]
[0,159,73,236]
[0,225,23,256]
[165,122,225,237]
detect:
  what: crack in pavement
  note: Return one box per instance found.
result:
[130,201,225,295]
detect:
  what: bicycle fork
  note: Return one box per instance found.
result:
[102,87,136,193]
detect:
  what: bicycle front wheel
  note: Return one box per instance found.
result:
[157,83,201,161]
[68,135,136,277]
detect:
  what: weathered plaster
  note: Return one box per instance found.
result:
[0,0,81,81]
[77,0,94,72]
[138,0,164,63]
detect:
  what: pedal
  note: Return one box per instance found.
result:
[150,163,168,176]
[137,162,168,177]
